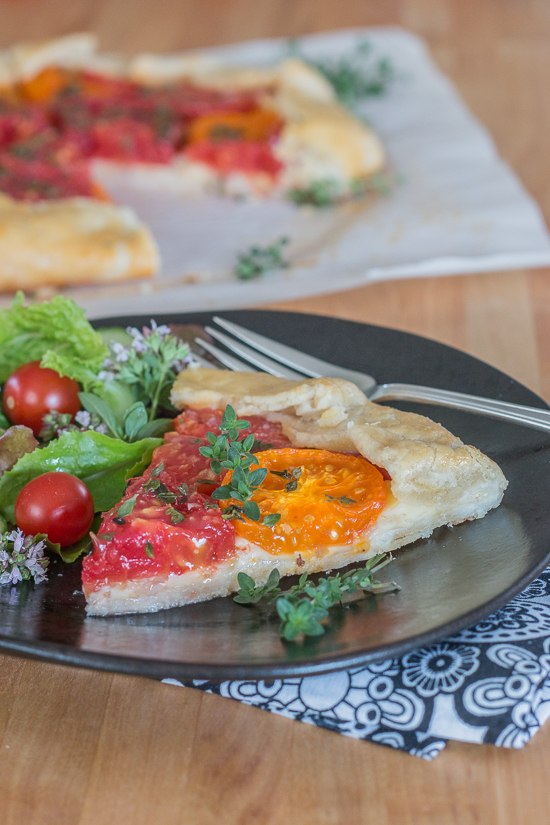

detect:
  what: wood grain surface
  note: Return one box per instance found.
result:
[1,0,550,822]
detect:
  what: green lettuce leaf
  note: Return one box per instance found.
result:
[0,293,108,389]
[48,514,103,563]
[0,429,162,522]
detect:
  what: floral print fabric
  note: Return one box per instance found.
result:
[162,565,550,759]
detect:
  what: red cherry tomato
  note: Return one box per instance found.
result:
[15,472,95,546]
[3,361,81,436]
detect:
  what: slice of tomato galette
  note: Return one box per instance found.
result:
[82,369,507,616]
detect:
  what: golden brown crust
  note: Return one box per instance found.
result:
[0,194,159,290]
[0,33,99,87]
[171,367,369,422]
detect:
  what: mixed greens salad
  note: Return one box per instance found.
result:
[0,292,193,582]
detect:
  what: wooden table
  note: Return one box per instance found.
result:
[1,0,550,822]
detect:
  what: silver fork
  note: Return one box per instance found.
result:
[194,316,550,434]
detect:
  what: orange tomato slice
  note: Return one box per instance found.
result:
[89,181,113,202]
[18,67,70,102]
[221,448,387,556]
[188,108,283,145]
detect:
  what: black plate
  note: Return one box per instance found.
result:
[1,309,550,681]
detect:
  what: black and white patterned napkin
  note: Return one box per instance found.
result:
[162,564,550,759]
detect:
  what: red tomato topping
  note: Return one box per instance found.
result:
[0,66,281,200]
[82,411,291,591]
[185,139,283,177]
[0,103,50,149]
[3,361,81,436]
[172,407,291,448]
[82,434,235,590]
[15,471,94,546]
[90,118,177,164]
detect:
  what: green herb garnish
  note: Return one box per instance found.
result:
[115,493,138,518]
[143,477,178,504]
[325,494,358,505]
[234,569,281,604]
[271,466,302,493]
[165,505,186,525]
[200,405,280,526]
[234,554,399,641]
[288,179,341,208]
[235,237,289,280]
[144,540,155,559]
[288,39,395,108]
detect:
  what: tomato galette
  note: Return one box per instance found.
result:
[82,369,507,615]
[0,33,385,291]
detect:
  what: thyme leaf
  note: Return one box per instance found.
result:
[233,553,399,641]
[165,505,186,525]
[287,38,395,108]
[201,405,280,525]
[235,237,289,280]
[325,494,358,505]
[115,493,138,518]
[288,179,341,208]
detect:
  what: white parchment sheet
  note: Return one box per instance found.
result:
[59,27,550,319]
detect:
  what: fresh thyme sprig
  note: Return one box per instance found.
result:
[289,172,401,209]
[288,39,395,108]
[234,568,281,604]
[288,179,341,208]
[234,553,399,641]
[199,405,281,526]
[235,237,289,280]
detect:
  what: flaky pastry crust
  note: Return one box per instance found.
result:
[0,194,159,290]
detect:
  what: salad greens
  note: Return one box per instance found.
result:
[0,425,37,474]
[0,294,194,531]
[78,393,172,442]
[0,429,161,522]
[0,292,108,389]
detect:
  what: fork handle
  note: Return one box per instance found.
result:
[370,383,550,433]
